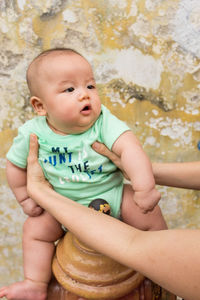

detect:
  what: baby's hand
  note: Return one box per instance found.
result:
[20,197,43,217]
[133,188,161,213]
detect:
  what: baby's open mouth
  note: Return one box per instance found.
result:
[81,105,91,111]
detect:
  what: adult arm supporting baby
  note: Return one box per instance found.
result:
[27,134,200,300]
[92,141,200,190]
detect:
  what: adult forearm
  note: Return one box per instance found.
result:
[132,229,200,300]
[28,183,139,262]
[27,135,200,299]
[153,161,200,189]
[29,184,200,299]
[92,141,200,190]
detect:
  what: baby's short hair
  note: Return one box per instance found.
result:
[26,47,83,95]
[32,47,83,61]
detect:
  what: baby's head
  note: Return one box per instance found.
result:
[27,48,101,135]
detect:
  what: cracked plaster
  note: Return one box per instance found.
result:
[0,0,200,286]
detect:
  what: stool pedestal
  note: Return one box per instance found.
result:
[48,232,177,300]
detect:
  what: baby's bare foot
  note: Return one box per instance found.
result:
[0,279,47,300]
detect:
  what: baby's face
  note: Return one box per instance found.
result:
[35,53,101,135]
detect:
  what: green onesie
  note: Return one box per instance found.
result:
[7,105,130,218]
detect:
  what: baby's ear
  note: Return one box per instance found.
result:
[30,96,47,116]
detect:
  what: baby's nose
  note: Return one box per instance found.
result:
[79,88,89,100]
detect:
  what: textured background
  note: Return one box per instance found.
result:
[0,0,200,286]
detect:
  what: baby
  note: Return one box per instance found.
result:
[0,48,167,300]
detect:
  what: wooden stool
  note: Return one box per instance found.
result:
[47,231,177,300]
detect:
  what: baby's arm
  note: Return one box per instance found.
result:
[112,131,160,212]
[6,160,43,216]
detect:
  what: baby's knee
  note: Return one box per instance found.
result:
[23,216,41,238]
[23,214,63,241]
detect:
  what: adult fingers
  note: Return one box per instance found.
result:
[92,142,121,167]
[27,133,39,165]
[92,141,129,179]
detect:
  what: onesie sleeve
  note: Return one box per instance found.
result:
[6,126,29,169]
[99,105,130,150]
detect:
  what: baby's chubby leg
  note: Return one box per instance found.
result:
[121,184,167,231]
[0,211,64,300]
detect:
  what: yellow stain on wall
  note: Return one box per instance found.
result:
[74,0,137,50]
[1,0,200,287]
[32,14,65,49]
[0,129,17,157]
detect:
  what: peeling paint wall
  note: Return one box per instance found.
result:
[1,0,200,286]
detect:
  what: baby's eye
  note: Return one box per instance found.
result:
[65,87,74,93]
[87,85,95,89]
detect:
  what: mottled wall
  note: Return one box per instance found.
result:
[1,0,200,286]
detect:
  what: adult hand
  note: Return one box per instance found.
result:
[27,134,52,198]
[92,142,129,180]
